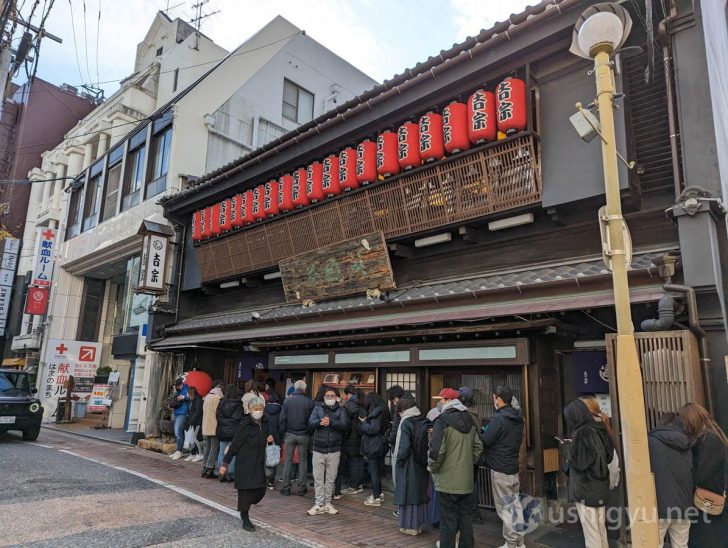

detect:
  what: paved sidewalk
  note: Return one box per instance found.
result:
[37,428,590,547]
[44,420,135,445]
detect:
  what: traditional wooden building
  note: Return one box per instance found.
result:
[153,0,728,506]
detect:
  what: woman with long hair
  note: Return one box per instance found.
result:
[359,391,391,507]
[563,399,614,548]
[678,403,728,547]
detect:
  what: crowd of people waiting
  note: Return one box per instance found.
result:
[165,375,727,548]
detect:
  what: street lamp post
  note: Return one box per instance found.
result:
[571,4,659,546]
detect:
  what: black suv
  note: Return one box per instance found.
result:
[0,368,43,440]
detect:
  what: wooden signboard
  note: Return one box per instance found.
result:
[280,232,395,303]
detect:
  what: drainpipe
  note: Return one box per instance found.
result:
[658,1,682,200]
[640,294,676,331]
[663,283,713,413]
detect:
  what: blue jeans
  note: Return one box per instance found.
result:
[217,440,236,476]
[174,414,186,451]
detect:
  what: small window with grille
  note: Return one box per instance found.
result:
[385,372,417,393]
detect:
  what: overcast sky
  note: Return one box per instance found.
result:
[15,0,537,97]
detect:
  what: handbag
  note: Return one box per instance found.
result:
[608,449,621,489]
[265,442,281,468]
[183,426,196,450]
[694,487,726,516]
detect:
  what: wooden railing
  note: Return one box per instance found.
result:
[197,133,542,282]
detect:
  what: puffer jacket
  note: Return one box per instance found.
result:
[428,400,483,494]
[216,397,244,442]
[360,402,390,459]
[648,425,693,518]
[184,396,203,429]
[308,402,349,454]
[280,391,315,436]
[264,400,283,446]
[342,395,364,457]
[566,421,614,507]
[480,405,524,475]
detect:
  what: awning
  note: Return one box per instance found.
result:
[2,358,26,367]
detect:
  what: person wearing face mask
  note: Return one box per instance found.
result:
[307,387,350,516]
[220,396,273,532]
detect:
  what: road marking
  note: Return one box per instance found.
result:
[56,449,320,548]
[30,442,53,449]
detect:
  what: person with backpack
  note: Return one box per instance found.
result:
[563,399,615,548]
[480,385,525,548]
[360,391,391,507]
[429,388,483,548]
[339,385,365,496]
[393,397,430,536]
[263,390,283,489]
[201,380,224,478]
[216,384,244,482]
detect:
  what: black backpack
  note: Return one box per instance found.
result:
[412,417,430,467]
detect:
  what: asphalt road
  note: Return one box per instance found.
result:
[0,430,306,547]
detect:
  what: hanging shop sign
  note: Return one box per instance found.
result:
[138,232,169,294]
[279,231,395,303]
[0,237,20,335]
[25,286,49,315]
[31,228,55,287]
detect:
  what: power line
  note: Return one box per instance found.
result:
[67,0,84,82]
[94,1,99,85]
[81,0,91,82]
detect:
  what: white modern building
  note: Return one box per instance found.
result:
[14,12,376,430]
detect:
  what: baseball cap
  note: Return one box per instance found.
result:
[433,388,460,400]
[458,386,474,400]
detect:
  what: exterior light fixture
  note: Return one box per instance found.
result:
[413,232,452,248]
[488,213,534,231]
[219,280,240,289]
[263,271,282,280]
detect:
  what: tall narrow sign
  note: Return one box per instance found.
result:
[0,238,20,335]
[138,233,169,294]
[31,227,56,287]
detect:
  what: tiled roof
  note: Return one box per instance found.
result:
[162,0,577,207]
[165,250,664,335]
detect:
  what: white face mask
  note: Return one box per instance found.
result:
[251,410,264,420]
[324,398,337,407]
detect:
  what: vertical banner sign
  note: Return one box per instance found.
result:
[40,339,102,422]
[25,286,49,315]
[0,237,20,335]
[137,233,169,294]
[31,228,56,287]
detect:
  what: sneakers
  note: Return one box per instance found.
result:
[333,493,344,500]
[392,509,399,517]
[184,454,195,462]
[399,528,420,536]
[169,451,183,460]
[340,486,363,495]
[324,504,339,515]
[191,454,204,463]
[280,487,291,496]
[307,505,326,516]
[363,495,382,506]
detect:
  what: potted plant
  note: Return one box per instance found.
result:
[94,365,112,383]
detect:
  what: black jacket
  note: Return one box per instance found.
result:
[480,405,523,475]
[566,421,614,507]
[308,402,349,454]
[184,396,203,429]
[280,391,315,436]
[360,403,390,459]
[223,414,269,490]
[343,395,364,457]
[648,425,693,518]
[216,397,244,441]
[692,430,728,495]
[388,413,401,448]
[264,401,283,446]
[394,415,430,506]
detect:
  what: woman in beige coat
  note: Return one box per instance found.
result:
[201,380,224,478]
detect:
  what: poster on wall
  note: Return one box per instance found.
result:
[572,351,609,394]
[39,339,102,422]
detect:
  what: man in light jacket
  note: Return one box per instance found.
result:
[201,380,223,478]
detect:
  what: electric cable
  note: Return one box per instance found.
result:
[67,0,85,82]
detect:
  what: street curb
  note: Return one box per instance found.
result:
[41,425,134,447]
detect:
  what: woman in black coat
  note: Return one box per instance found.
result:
[183,386,204,459]
[216,384,244,482]
[263,391,282,488]
[394,398,429,536]
[220,396,272,532]
[359,392,390,506]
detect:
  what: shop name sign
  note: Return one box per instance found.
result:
[138,233,169,294]
[31,228,56,287]
[279,232,395,303]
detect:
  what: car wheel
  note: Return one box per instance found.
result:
[23,427,40,441]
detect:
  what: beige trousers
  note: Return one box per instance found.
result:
[575,502,608,548]
[658,518,690,548]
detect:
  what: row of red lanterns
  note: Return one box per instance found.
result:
[192,77,527,242]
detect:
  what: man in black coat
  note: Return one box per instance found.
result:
[648,414,693,548]
[339,385,365,495]
[480,385,525,548]
[280,379,315,496]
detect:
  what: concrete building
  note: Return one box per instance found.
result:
[18,12,375,430]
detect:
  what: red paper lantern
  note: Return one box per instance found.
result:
[306,162,325,202]
[242,190,255,224]
[356,140,377,185]
[210,202,221,235]
[397,122,421,170]
[443,101,470,154]
[278,174,294,212]
[377,131,400,177]
[192,210,203,242]
[252,185,266,220]
[264,180,280,217]
[467,89,497,144]
[496,77,527,135]
[220,198,232,231]
[200,207,211,238]
[182,371,212,398]
[419,112,445,163]
[292,168,310,207]
[322,154,341,197]
[339,148,359,191]
[231,194,244,227]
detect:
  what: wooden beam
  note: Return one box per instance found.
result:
[458,225,485,244]
[388,242,414,259]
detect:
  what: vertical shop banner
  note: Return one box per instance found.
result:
[572,351,610,394]
[138,233,169,293]
[31,228,56,287]
[25,286,49,315]
[40,339,102,422]
[0,237,20,335]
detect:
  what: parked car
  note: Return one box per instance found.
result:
[0,368,43,440]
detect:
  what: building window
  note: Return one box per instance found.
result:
[156,46,163,56]
[146,126,172,199]
[66,183,84,239]
[385,372,417,393]
[112,255,151,335]
[282,79,314,124]
[82,163,104,232]
[173,68,179,92]
[77,278,105,341]
[102,147,123,222]
[122,131,147,211]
